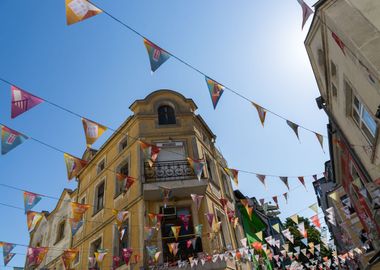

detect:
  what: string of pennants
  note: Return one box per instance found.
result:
[0,195,368,269]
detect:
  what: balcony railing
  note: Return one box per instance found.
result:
[144,160,195,182]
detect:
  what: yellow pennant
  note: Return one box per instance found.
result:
[328,192,339,201]
[272,223,280,234]
[290,214,299,224]
[82,118,107,147]
[66,0,102,25]
[171,226,181,241]
[309,203,319,214]
[255,231,263,241]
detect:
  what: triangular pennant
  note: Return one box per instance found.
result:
[224,168,238,187]
[272,223,281,234]
[290,214,299,224]
[1,125,28,155]
[328,192,339,201]
[4,253,15,266]
[26,247,48,268]
[23,191,42,214]
[191,194,204,211]
[63,153,87,180]
[112,210,129,229]
[81,118,107,147]
[195,224,203,237]
[11,86,44,118]
[179,214,191,230]
[256,174,266,188]
[246,206,253,220]
[26,211,44,232]
[272,196,279,207]
[3,243,16,260]
[95,249,108,263]
[62,248,79,270]
[301,238,308,247]
[187,157,205,181]
[205,77,224,109]
[252,102,267,126]
[71,202,91,222]
[240,238,247,248]
[280,176,290,190]
[309,203,318,214]
[298,176,306,189]
[69,218,83,236]
[313,174,318,181]
[297,0,314,29]
[310,215,321,228]
[315,133,324,151]
[144,227,155,241]
[286,120,300,140]
[139,141,160,167]
[143,39,171,72]
[332,32,346,55]
[205,213,214,228]
[65,0,102,25]
[171,226,181,241]
[283,192,288,204]
[122,248,133,265]
[255,231,263,241]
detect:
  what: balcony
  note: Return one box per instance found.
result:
[143,160,208,200]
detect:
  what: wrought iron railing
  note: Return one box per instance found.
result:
[144,160,196,182]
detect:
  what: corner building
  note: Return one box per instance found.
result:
[305,0,380,267]
[72,90,244,269]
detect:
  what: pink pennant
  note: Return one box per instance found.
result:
[298,176,306,189]
[259,198,265,205]
[256,174,266,188]
[191,194,203,211]
[283,193,288,204]
[11,86,44,118]
[272,196,279,207]
[297,0,314,30]
[310,215,321,228]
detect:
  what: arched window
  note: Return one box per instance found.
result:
[158,105,176,125]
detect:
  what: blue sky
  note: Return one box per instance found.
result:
[0,0,327,267]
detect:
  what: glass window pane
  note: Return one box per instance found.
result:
[353,96,360,110]
[362,108,377,136]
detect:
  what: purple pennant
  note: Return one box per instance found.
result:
[11,86,44,119]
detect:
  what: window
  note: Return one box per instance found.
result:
[119,137,128,153]
[160,207,201,263]
[221,172,232,199]
[55,220,66,244]
[113,219,129,266]
[216,210,231,250]
[90,238,102,270]
[206,158,213,181]
[158,105,176,125]
[74,249,80,265]
[115,161,129,197]
[331,83,337,97]
[340,194,355,215]
[97,159,106,175]
[352,95,377,144]
[94,182,105,214]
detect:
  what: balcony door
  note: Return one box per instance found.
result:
[156,142,185,162]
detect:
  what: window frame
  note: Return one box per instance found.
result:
[89,237,102,270]
[158,105,176,125]
[93,180,105,215]
[97,158,106,175]
[118,136,128,153]
[351,94,377,144]
[115,159,129,198]
[55,220,66,244]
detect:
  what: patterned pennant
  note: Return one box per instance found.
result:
[69,218,83,236]
[143,39,171,72]
[279,176,290,190]
[190,194,204,211]
[286,120,300,140]
[315,133,324,151]
[309,203,318,214]
[23,191,42,214]
[205,213,214,228]
[187,157,205,181]
[171,226,181,241]
[112,210,129,229]
[71,202,90,222]
[144,227,156,241]
[139,141,160,167]
[63,153,88,180]
[3,243,16,261]
[205,77,224,109]
[246,206,253,220]
[66,0,102,25]
[26,211,43,232]
[224,168,238,187]
[252,102,267,127]
[88,257,96,268]
[179,214,191,230]
[122,248,133,265]
[62,248,79,270]
[256,174,266,188]
[4,253,15,266]
[26,247,48,268]
[298,222,307,238]
[95,249,108,263]
[240,238,247,248]
[332,32,346,55]
[167,243,179,256]
[298,176,306,189]
[82,118,107,147]
[1,125,28,155]
[113,255,121,269]
[10,86,44,119]
[297,0,313,29]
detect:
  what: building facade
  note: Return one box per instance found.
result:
[305,0,380,268]
[29,90,247,269]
